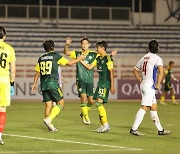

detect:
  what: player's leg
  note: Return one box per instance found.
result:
[0,80,11,144]
[94,86,110,133]
[171,88,178,104]
[150,103,171,135]
[160,90,167,105]
[130,86,153,136]
[45,101,52,117]
[43,88,63,132]
[130,105,147,136]
[0,107,6,145]
[80,94,90,124]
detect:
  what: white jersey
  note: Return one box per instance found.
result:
[135,52,163,88]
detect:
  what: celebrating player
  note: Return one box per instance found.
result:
[130,40,171,136]
[32,40,85,132]
[64,37,117,125]
[0,26,16,145]
[81,41,115,133]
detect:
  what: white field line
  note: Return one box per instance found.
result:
[0,149,133,153]
[3,134,142,151]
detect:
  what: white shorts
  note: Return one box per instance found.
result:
[140,84,157,106]
[0,77,11,107]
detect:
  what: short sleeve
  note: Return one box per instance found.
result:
[9,45,16,62]
[35,63,40,72]
[106,61,114,70]
[57,57,69,65]
[156,57,163,67]
[70,51,76,59]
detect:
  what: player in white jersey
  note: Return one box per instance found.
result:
[130,40,171,136]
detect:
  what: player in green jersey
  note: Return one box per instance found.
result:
[64,37,117,125]
[160,61,179,105]
[32,40,85,132]
[81,41,115,133]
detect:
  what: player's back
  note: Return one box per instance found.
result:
[137,52,163,87]
[0,42,15,77]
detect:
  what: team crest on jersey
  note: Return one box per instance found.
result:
[101,60,104,64]
[88,56,92,60]
[79,88,82,92]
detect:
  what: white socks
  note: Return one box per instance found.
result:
[132,108,146,130]
[150,111,163,131]
[0,132,2,139]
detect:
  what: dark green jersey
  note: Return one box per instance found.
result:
[70,50,97,84]
[35,51,68,91]
[95,54,114,89]
[165,67,172,84]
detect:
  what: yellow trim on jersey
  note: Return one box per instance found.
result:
[70,51,76,59]
[92,59,97,67]
[70,50,96,59]
[35,63,40,72]
[57,57,69,65]
[106,55,114,70]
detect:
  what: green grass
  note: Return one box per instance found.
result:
[1,101,180,154]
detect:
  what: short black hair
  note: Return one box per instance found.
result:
[0,26,6,39]
[43,40,55,52]
[80,37,90,44]
[148,40,159,53]
[96,41,108,50]
[169,61,174,65]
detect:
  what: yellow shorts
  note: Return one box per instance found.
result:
[0,77,10,107]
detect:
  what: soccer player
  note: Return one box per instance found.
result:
[64,37,117,125]
[32,40,85,132]
[160,61,179,105]
[81,41,115,133]
[0,26,16,145]
[130,40,171,136]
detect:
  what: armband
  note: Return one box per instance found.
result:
[10,81,15,86]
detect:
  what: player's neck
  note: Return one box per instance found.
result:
[82,50,89,55]
[100,51,106,58]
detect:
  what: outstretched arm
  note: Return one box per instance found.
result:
[80,61,95,70]
[67,54,86,66]
[64,37,72,56]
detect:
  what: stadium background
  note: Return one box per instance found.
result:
[0,0,179,100]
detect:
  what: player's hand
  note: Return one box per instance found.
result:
[111,50,118,56]
[110,87,115,95]
[154,84,160,90]
[66,37,72,45]
[31,84,37,92]
[10,86,15,96]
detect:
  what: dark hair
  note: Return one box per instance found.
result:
[169,61,174,65]
[80,37,90,44]
[43,40,55,52]
[148,40,159,53]
[0,26,6,39]
[96,41,108,50]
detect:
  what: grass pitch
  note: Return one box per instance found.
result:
[1,101,180,154]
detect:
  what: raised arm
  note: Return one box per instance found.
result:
[64,37,72,56]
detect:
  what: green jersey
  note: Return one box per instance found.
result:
[94,54,114,89]
[165,67,172,84]
[70,50,97,84]
[35,51,68,91]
